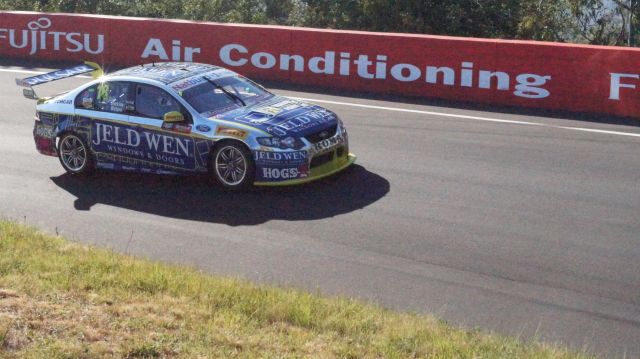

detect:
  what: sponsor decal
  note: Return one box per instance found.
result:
[54,99,72,104]
[609,73,639,101]
[0,11,635,118]
[254,100,303,116]
[311,134,344,154]
[216,126,248,139]
[161,122,192,134]
[195,124,211,132]
[56,115,84,132]
[220,43,553,99]
[266,109,335,137]
[34,124,54,138]
[261,167,305,180]
[94,137,213,174]
[170,76,206,92]
[253,150,308,165]
[229,106,335,137]
[254,149,309,181]
[141,38,201,62]
[91,120,196,169]
[230,100,309,126]
[0,17,103,56]
[16,64,97,87]
[253,149,309,181]
[34,115,88,156]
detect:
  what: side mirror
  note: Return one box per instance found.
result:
[163,111,184,123]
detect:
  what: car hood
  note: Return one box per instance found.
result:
[210,96,338,137]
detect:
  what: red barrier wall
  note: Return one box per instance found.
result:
[1,11,639,118]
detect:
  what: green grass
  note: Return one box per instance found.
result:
[0,220,594,358]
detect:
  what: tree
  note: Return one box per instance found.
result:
[611,0,638,45]
[0,0,637,46]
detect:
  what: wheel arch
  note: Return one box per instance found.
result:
[209,138,253,166]
[56,131,95,175]
[55,129,77,150]
[55,129,92,151]
[208,138,256,189]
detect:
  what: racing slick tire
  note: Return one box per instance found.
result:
[57,133,94,176]
[211,141,255,190]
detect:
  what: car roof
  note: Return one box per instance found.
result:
[108,62,223,85]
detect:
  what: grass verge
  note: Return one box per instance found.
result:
[0,220,593,358]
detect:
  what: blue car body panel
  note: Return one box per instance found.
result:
[213,96,338,138]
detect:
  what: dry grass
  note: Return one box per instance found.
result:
[0,220,594,358]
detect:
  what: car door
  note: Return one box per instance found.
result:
[128,83,198,172]
[74,81,137,170]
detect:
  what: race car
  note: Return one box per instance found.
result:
[17,61,355,189]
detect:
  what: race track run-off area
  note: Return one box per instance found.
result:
[0,65,639,357]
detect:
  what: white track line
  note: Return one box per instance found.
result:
[291,97,546,126]
[2,68,638,138]
[291,97,640,138]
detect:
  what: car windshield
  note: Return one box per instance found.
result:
[180,75,273,116]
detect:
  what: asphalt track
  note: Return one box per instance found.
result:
[1,64,639,357]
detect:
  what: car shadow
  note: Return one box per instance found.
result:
[50,165,389,226]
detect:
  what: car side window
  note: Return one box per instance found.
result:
[75,82,132,114]
[135,84,182,120]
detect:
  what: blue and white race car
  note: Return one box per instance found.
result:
[18,62,355,189]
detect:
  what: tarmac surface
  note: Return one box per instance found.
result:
[1,64,639,357]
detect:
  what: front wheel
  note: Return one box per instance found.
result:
[211,142,255,190]
[58,133,93,175]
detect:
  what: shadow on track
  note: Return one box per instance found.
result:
[50,165,389,226]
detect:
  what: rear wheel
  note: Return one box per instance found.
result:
[58,133,93,175]
[211,142,254,190]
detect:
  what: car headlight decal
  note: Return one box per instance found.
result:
[257,136,304,150]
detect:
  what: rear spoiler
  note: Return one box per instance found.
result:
[15,61,103,100]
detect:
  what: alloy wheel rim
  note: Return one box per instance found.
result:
[215,146,247,186]
[60,136,87,171]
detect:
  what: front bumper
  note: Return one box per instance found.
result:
[254,152,356,186]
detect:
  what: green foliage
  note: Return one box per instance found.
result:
[518,0,572,42]
[0,0,636,46]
